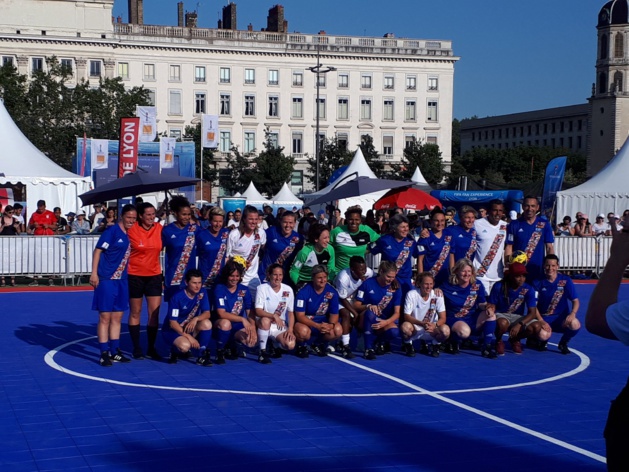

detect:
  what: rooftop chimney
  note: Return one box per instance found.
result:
[128,0,143,25]
[267,5,287,33]
[221,2,237,30]
[185,11,198,28]
[178,2,184,27]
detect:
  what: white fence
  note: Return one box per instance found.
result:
[0,235,614,281]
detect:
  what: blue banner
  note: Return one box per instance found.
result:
[541,156,567,221]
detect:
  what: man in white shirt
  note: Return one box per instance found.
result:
[473,200,508,294]
[586,214,629,470]
[334,255,373,358]
[401,272,449,357]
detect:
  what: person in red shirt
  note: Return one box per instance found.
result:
[28,200,57,236]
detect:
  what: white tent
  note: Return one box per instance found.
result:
[272,182,303,209]
[241,181,269,208]
[303,148,383,214]
[557,135,629,220]
[0,99,91,215]
[410,166,433,193]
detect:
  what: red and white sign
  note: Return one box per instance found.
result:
[118,117,140,178]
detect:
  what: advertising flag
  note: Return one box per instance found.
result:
[118,117,141,177]
[201,114,219,148]
[541,156,567,220]
[137,106,157,143]
[160,137,177,170]
[91,139,109,170]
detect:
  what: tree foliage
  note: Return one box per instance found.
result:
[358,134,385,178]
[390,138,444,185]
[305,137,354,188]
[183,123,219,186]
[445,145,587,189]
[250,130,296,196]
[223,144,254,195]
[0,56,150,170]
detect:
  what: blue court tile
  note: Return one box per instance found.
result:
[29,446,82,461]
[35,456,90,471]
[0,460,39,472]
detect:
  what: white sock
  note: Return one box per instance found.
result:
[341,334,350,346]
[258,329,269,350]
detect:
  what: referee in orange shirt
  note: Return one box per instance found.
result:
[128,202,164,359]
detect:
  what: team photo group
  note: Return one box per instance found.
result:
[90,194,580,367]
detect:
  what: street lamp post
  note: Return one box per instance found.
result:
[308,46,336,192]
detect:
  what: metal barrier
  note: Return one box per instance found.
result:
[0,234,615,282]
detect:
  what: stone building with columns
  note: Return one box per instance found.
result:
[0,0,458,200]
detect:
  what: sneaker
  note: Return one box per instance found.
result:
[258,351,272,364]
[510,339,523,355]
[382,341,392,354]
[334,340,345,352]
[364,349,377,360]
[225,344,238,361]
[341,344,355,359]
[196,350,213,367]
[461,339,475,350]
[481,344,497,359]
[557,341,571,355]
[311,344,328,357]
[375,343,386,356]
[430,344,441,358]
[418,341,429,355]
[111,349,131,363]
[146,348,162,361]
[168,349,178,364]
[445,340,460,355]
[99,352,112,367]
[496,340,505,356]
[526,337,539,350]
[132,348,145,360]
[296,345,309,358]
[402,343,416,358]
[215,349,226,365]
[28,280,39,287]
[266,343,277,358]
[537,340,548,352]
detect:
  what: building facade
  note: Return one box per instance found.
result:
[460,105,589,155]
[0,0,458,200]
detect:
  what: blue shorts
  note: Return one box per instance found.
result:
[544,315,569,333]
[162,329,182,346]
[92,279,129,313]
[446,314,480,330]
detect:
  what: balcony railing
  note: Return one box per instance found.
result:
[112,24,454,57]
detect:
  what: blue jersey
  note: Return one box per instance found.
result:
[371,234,419,281]
[441,281,487,320]
[213,283,252,317]
[488,281,536,315]
[417,231,452,286]
[95,224,131,280]
[506,217,554,280]
[162,287,210,331]
[259,226,303,279]
[162,223,198,288]
[295,283,340,319]
[196,227,230,286]
[446,225,478,263]
[355,276,402,320]
[532,274,577,319]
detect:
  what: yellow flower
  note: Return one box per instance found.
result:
[232,255,247,268]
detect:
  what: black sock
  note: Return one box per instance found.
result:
[147,326,158,350]
[128,324,141,350]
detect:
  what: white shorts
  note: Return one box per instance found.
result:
[269,323,288,339]
[478,277,498,295]
[496,313,537,327]
[409,325,438,342]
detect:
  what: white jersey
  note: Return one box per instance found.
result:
[226,228,267,286]
[255,282,294,323]
[473,217,507,283]
[334,267,374,300]
[404,289,446,323]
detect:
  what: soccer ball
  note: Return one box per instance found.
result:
[509,250,528,265]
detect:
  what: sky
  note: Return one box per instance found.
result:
[112,0,601,120]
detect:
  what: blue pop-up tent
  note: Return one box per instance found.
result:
[430,190,523,214]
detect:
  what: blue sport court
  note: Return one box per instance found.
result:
[2,283,628,471]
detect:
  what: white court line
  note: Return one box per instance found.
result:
[45,335,590,397]
[330,355,606,465]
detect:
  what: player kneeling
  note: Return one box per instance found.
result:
[294,265,342,358]
[401,272,449,357]
[162,269,213,366]
[255,264,296,364]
